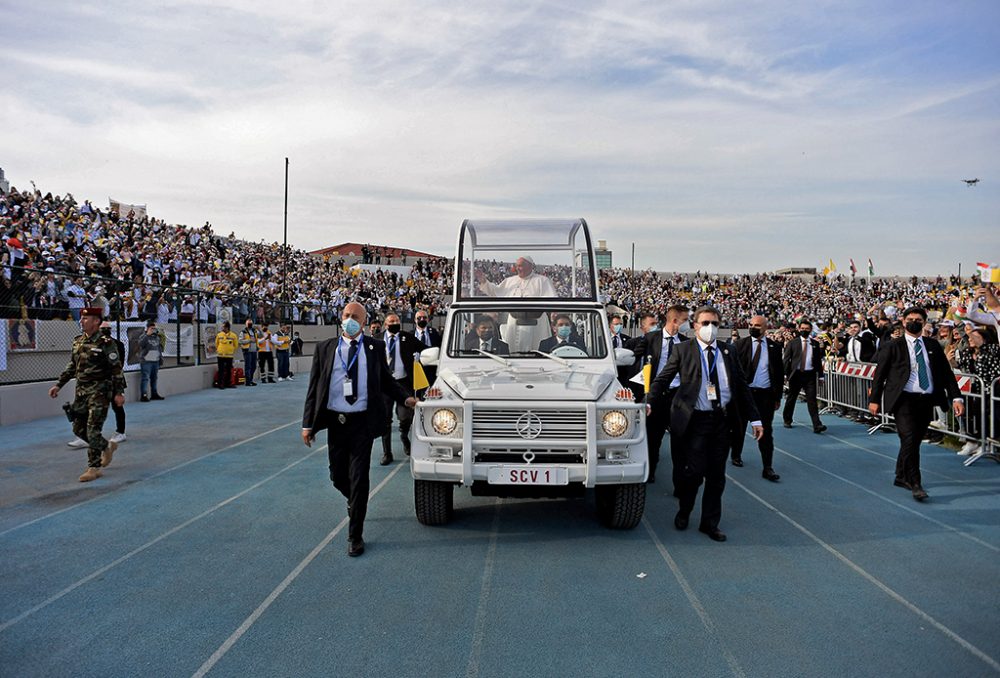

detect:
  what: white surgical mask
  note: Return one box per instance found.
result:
[697,323,718,343]
[679,321,691,333]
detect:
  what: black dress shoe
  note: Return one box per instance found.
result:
[762,468,781,482]
[783,421,793,428]
[151,394,165,400]
[813,424,827,433]
[380,452,393,466]
[140,395,149,402]
[731,457,744,467]
[698,525,727,542]
[674,511,689,530]
[911,485,929,501]
[893,479,912,490]
[348,538,365,557]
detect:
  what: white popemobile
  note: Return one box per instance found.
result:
[410,219,648,528]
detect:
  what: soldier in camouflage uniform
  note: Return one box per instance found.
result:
[49,307,127,482]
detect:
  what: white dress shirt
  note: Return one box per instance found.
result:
[695,339,731,410]
[903,334,934,394]
[383,331,407,380]
[657,333,682,389]
[748,338,771,389]
[800,338,814,371]
[327,336,368,412]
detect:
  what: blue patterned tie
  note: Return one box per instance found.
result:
[388,335,397,373]
[913,340,930,391]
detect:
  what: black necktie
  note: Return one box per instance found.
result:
[346,339,359,404]
[666,337,674,360]
[750,339,762,377]
[388,335,396,372]
[706,345,721,409]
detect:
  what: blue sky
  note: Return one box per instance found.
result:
[2,1,998,275]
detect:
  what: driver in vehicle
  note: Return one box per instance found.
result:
[539,314,587,353]
[464,316,510,355]
[476,256,557,298]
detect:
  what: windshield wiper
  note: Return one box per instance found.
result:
[531,350,572,367]
[474,349,510,368]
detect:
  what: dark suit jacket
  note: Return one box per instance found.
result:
[734,336,784,401]
[538,335,586,353]
[839,332,877,362]
[413,326,442,349]
[464,336,510,355]
[783,336,825,377]
[302,336,410,439]
[869,336,961,412]
[629,330,689,400]
[648,339,760,437]
[383,330,423,381]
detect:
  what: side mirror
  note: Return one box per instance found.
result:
[614,347,635,367]
[419,347,440,366]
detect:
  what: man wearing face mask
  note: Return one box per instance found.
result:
[782,318,827,433]
[630,304,690,487]
[539,314,587,353]
[301,302,417,557]
[464,316,510,355]
[869,307,963,501]
[731,316,784,480]
[648,306,762,542]
[608,314,632,386]
[379,313,420,465]
[413,308,441,386]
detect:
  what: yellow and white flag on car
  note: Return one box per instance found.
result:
[629,363,653,392]
[413,361,430,391]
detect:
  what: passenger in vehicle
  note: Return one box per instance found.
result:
[475,256,557,298]
[539,314,587,353]
[464,316,510,355]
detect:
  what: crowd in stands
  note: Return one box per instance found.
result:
[1,184,451,325]
[1,181,995,352]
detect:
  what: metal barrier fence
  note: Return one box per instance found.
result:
[817,359,999,466]
[0,267,309,385]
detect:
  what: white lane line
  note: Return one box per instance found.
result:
[192,462,406,678]
[0,445,325,634]
[791,416,975,483]
[729,476,1000,674]
[767,440,1000,553]
[0,419,301,538]
[466,498,503,678]
[642,517,746,678]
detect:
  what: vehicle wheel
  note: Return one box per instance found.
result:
[414,479,454,526]
[595,483,645,529]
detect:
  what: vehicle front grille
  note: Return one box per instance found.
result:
[471,408,587,441]
[474,449,585,464]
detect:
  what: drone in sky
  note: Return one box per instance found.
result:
[962,178,980,186]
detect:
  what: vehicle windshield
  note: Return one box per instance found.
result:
[455,219,597,302]
[448,308,609,359]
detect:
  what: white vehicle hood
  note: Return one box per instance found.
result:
[438,364,616,401]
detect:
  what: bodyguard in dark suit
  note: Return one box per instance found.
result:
[609,314,632,385]
[648,306,762,542]
[380,313,423,465]
[731,316,784,481]
[868,306,964,501]
[412,308,441,385]
[782,318,827,433]
[538,314,586,353]
[841,320,877,362]
[630,304,690,488]
[302,302,416,557]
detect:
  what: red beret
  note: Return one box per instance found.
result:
[80,308,103,318]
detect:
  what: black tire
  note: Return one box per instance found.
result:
[595,483,646,529]
[414,479,454,525]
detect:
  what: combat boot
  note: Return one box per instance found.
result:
[101,440,118,467]
[79,467,102,482]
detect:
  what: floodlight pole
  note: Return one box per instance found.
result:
[282,157,289,307]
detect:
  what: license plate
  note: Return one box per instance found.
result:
[487,466,569,485]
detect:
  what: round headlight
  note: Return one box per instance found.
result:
[431,408,458,435]
[602,410,629,437]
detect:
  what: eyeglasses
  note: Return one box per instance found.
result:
[700,321,720,327]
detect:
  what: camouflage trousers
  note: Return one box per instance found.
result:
[71,393,110,468]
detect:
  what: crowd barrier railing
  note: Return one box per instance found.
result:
[817,359,998,465]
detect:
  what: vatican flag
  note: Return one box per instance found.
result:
[413,361,430,391]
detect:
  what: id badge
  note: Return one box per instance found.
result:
[706,384,718,401]
[343,380,354,398]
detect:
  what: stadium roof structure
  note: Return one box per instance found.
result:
[308,242,443,259]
